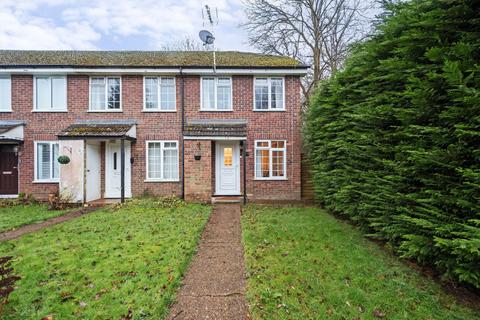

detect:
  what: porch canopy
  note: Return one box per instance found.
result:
[57,120,136,141]
[57,120,136,204]
[183,119,247,140]
[0,121,25,143]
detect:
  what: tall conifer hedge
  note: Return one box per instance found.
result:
[305,0,480,288]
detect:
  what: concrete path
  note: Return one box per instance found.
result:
[0,207,96,242]
[167,203,249,320]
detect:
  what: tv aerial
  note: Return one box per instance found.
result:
[199,4,218,72]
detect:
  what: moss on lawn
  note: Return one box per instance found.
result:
[0,198,210,319]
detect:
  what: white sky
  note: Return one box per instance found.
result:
[0,0,253,51]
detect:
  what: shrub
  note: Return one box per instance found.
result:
[304,0,480,288]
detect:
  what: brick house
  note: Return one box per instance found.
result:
[0,51,307,203]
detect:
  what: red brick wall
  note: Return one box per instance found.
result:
[1,74,302,201]
[184,140,211,203]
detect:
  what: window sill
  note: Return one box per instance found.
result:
[87,110,123,113]
[32,110,68,113]
[254,178,288,181]
[144,179,180,183]
[199,109,233,112]
[252,109,286,112]
[0,110,12,113]
[32,180,60,184]
[142,110,177,113]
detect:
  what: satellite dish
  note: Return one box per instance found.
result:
[199,30,215,45]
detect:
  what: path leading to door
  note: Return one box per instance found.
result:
[0,207,97,242]
[167,203,249,320]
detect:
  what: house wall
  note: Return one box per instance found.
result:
[0,74,302,202]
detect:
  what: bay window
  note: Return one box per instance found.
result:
[254,77,284,110]
[144,77,176,111]
[201,77,232,111]
[34,76,67,111]
[255,140,286,179]
[90,77,121,111]
[35,141,59,182]
[146,141,179,181]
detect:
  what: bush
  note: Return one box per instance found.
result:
[304,0,480,288]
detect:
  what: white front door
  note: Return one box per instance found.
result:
[215,141,240,195]
[86,142,101,202]
[105,141,132,198]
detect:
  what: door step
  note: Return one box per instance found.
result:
[211,196,243,204]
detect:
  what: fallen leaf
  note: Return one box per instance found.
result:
[373,309,386,318]
[79,301,87,308]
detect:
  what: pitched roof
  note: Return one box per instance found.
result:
[0,121,24,135]
[184,119,247,137]
[58,121,136,139]
[0,50,307,69]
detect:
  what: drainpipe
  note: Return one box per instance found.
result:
[120,138,125,203]
[180,67,185,200]
[243,140,247,205]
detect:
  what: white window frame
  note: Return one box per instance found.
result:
[34,141,60,183]
[254,140,287,180]
[145,140,180,182]
[142,76,177,112]
[253,77,285,111]
[0,75,11,112]
[88,76,122,112]
[33,75,67,112]
[200,76,233,111]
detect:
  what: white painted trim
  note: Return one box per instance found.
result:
[0,68,308,75]
[200,76,233,111]
[183,136,246,141]
[0,76,12,112]
[145,140,180,182]
[88,76,122,112]
[142,76,177,112]
[32,75,68,112]
[0,195,19,199]
[254,139,287,180]
[33,141,60,183]
[253,77,285,111]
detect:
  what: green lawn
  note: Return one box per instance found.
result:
[0,203,73,232]
[0,198,210,319]
[242,205,480,320]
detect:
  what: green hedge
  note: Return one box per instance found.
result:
[304,0,480,288]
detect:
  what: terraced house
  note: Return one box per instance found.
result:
[0,50,308,203]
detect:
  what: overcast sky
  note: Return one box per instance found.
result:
[0,0,252,51]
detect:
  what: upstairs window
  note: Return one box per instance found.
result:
[201,77,232,111]
[254,77,284,111]
[0,76,11,111]
[35,141,59,182]
[144,77,176,111]
[34,76,67,111]
[90,77,121,111]
[255,140,286,179]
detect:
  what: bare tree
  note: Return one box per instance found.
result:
[243,0,375,108]
[160,37,206,51]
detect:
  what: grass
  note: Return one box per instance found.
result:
[0,198,210,319]
[0,202,73,232]
[242,205,480,320]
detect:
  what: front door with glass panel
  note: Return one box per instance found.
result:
[105,141,132,198]
[215,141,240,195]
